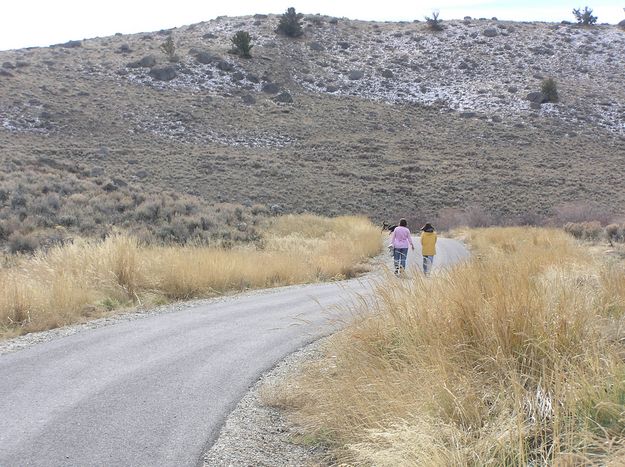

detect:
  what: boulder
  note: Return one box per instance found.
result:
[127,55,157,69]
[326,85,339,93]
[261,82,280,94]
[149,66,177,81]
[619,19,625,30]
[0,70,13,77]
[348,70,364,80]
[216,60,234,72]
[202,33,217,39]
[527,91,548,104]
[273,91,293,103]
[246,74,260,83]
[507,86,518,93]
[381,69,394,78]
[58,40,82,48]
[2,62,15,69]
[231,71,245,81]
[119,44,132,54]
[195,52,218,65]
[483,28,498,37]
[337,41,350,49]
[135,170,149,179]
[241,94,256,105]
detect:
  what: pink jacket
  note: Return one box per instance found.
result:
[390,226,414,249]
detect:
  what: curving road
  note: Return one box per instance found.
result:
[0,238,468,467]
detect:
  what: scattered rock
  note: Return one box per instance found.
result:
[273,91,293,104]
[381,69,394,78]
[337,41,350,49]
[483,28,498,37]
[0,70,14,77]
[309,42,325,52]
[119,44,132,54]
[2,62,15,69]
[102,182,118,192]
[111,178,127,188]
[135,170,149,179]
[241,95,256,105]
[203,33,217,40]
[149,66,177,81]
[348,70,364,80]
[246,74,260,83]
[262,82,280,94]
[15,61,29,68]
[507,86,518,94]
[90,167,105,177]
[270,204,283,214]
[253,14,268,19]
[326,85,339,93]
[491,115,503,123]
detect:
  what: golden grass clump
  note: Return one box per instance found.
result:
[279,227,625,465]
[0,215,381,338]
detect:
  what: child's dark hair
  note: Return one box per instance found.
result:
[399,218,407,227]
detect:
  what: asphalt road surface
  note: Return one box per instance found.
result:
[0,238,469,467]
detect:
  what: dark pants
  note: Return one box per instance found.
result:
[393,248,408,273]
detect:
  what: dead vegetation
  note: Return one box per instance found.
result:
[272,227,625,465]
[0,214,381,339]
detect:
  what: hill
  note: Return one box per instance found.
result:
[1,13,624,246]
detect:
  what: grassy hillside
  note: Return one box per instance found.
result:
[1,14,624,238]
[273,228,625,465]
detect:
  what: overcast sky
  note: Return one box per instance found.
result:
[1,0,624,51]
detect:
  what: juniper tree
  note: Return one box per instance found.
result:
[160,36,178,62]
[231,31,253,58]
[276,7,304,37]
[572,6,598,25]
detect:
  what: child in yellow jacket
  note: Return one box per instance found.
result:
[420,223,437,275]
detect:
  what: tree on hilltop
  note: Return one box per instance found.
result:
[572,6,598,25]
[276,7,304,37]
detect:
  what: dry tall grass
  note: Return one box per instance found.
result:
[276,227,625,465]
[0,215,381,338]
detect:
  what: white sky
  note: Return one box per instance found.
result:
[1,1,624,51]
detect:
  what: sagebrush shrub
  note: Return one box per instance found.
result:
[541,78,559,102]
[573,6,598,25]
[276,7,304,37]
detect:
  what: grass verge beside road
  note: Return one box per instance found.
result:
[0,215,381,339]
[271,227,625,465]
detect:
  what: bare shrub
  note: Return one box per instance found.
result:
[425,11,443,31]
[551,201,613,225]
[564,221,603,240]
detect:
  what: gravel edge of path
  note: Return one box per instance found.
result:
[202,337,329,467]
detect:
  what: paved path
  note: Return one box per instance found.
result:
[0,238,468,467]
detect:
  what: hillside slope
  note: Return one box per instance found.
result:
[1,14,624,225]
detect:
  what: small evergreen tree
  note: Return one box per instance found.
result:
[541,78,559,103]
[572,6,598,25]
[160,36,178,62]
[425,11,444,31]
[276,7,304,37]
[231,31,253,58]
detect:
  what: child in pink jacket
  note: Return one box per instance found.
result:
[389,218,414,275]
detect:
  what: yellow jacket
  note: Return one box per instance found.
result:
[421,231,437,256]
